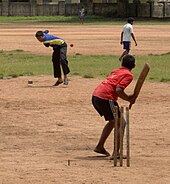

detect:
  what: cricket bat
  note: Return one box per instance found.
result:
[129,63,150,109]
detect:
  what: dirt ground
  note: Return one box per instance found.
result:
[1,24,170,56]
[0,24,170,184]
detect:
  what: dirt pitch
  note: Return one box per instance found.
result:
[0,25,170,184]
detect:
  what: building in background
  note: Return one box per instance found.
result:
[0,0,169,18]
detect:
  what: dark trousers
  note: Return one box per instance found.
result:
[52,46,70,78]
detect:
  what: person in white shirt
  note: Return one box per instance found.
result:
[79,6,85,24]
[119,17,137,61]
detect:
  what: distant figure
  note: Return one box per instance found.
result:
[79,6,85,24]
[119,17,137,61]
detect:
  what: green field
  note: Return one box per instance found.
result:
[0,50,169,82]
[0,16,170,26]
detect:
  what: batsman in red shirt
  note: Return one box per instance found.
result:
[92,54,136,158]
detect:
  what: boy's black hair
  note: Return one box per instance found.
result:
[35,31,44,37]
[127,17,134,23]
[122,55,135,70]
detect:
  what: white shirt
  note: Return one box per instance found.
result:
[122,23,134,42]
[80,8,85,17]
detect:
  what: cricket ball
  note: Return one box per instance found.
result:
[70,44,74,47]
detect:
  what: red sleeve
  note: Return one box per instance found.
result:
[117,74,133,89]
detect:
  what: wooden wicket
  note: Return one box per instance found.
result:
[126,107,130,167]
[119,106,124,166]
[114,106,118,166]
[111,104,130,167]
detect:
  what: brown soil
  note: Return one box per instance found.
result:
[1,25,170,55]
[0,25,170,184]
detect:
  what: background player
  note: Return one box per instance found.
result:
[119,17,137,61]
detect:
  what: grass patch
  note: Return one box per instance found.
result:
[0,16,170,26]
[0,74,4,79]
[0,15,113,25]
[83,74,94,78]
[0,50,170,82]
[0,50,52,78]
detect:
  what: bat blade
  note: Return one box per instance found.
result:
[129,63,150,109]
[134,63,150,96]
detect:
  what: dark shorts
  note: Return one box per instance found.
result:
[123,41,131,51]
[92,96,120,121]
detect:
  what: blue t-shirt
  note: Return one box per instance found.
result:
[43,33,65,48]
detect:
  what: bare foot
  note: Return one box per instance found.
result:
[94,147,110,156]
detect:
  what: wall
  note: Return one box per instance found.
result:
[0,3,2,15]
[153,3,163,17]
[93,3,117,16]
[8,2,30,16]
[165,3,170,16]
[128,3,151,17]
[65,3,79,15]
[0,1,170,18]
[38,4,59,16]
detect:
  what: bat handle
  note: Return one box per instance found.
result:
[129,94,138,110]
[129,103,132,109]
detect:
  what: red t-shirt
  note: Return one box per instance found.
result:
[92,67,133,101]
